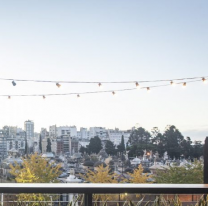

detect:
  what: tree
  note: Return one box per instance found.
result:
[128,127,151,156]
[117,135,125,153]
[180,137,193,159]
[192,141,204,159]
[39,135,42,153]
[163,125,184,159]
[25,136,28,156]
[10,153,61,205]
[88,136,102,154]
[124,164,152,183]
[46,138,51,152]
[81,165,118,203]
[82,164,117,183]
[155,160,203,183]
[151,128,166,157]
[105,140,116,155]
[129,127,151,145]
[79,146,88,154]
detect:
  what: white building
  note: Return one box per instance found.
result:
[77,127,90,139]
[24,120,34,149]
[49,125,77,138]
[49,125,57,138]
[107,128,131,147]
[6,131,26,155]
[89,127,108,140]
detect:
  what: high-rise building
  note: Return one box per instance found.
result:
[24,120,34,151]
[0,129,7,159]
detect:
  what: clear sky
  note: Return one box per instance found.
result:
[0,0,208,141]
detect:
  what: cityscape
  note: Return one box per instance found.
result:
[0,0,208,205]
[0,120,205,204]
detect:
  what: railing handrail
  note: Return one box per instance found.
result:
[0,183,208,194]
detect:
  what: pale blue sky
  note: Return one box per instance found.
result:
[0,0,208,140]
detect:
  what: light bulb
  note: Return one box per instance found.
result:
[43,96,46,99]
[202,78,207,84]
[12,81,16,86]
[135,82,140,89]
[8,96,11,99]
[147,87,150,92]
[183,82,186,87]
[112,91,115,95]
[56,83,61,88]
[98,83,102,87]
[170,81,175,86]
[77,94,80,98]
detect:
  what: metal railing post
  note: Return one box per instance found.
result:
[84,193,92,206]
[204,137,208,184]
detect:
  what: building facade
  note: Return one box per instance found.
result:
[24,120,34,150]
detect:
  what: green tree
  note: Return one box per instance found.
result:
[151,128,166,157]
[10,153,61,205]
[46,138,51,152]
[192,141,204,159]
[39,135,42,153]
[117,135,125,153]
[25,135,28,156]
[88,136,102,154]
[79,146,88,154]
[180,137,193,159]
[105,140,116,155]
[127,144,143,157]
[155,160,203,183]
[163,125,184,159]
[128,127,151,157]
[129,127,151,145]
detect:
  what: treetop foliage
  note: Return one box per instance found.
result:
[127,125,203,159]
[10,153,61,183]
[155,160,203,184]
[124,164,153,183]
[81,164,117,183]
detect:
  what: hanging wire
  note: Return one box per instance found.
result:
[2,79,204,98]
[0,75,207,84]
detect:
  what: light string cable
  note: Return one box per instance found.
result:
[2,79,205,98]
[0,75,208,84]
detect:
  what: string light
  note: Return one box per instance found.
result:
[0,75,206,85]
[135,82,140,89]
[170,81,175,86]
[202,77,207,84]
[0,77,206,98]
[56,83,61,88]
[12,81,16,86]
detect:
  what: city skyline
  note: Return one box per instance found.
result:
[0,120,206,142]
[0,0,207,141]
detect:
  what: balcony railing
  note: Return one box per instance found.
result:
[0,183,208,205]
